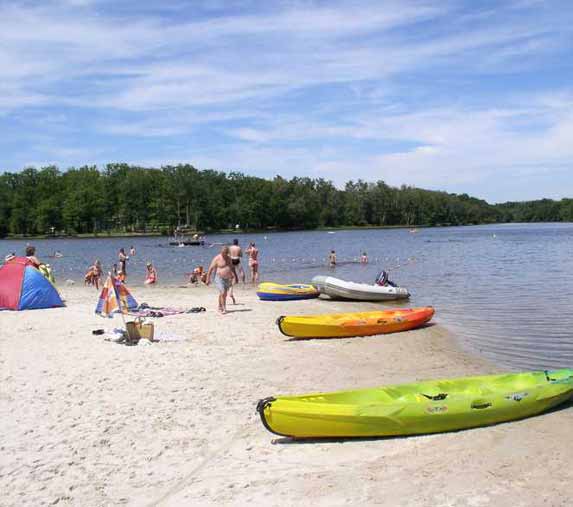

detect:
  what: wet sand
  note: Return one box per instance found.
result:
[1,285,572,506]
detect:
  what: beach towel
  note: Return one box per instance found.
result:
[129,304,206,318]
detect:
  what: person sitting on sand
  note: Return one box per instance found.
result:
[361,252,368,264]
[85,259,102,289]
[206,245,238,314]
[25,245,41,268]
[328,250,337,268]
[145,262,157,285]
[189,266,207,285]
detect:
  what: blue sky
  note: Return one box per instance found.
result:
[1,0,572,202]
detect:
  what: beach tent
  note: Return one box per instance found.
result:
[95,276,138,317]
[0,257,64,311]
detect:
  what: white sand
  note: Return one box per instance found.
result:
[1,284,572,506]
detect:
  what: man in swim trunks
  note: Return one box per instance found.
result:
[228,238,245,304]
[229,239,245,282]
[206,245,239,314]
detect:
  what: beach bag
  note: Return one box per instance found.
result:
[126,319,155,342]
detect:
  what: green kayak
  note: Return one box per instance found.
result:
[256,369,573,438]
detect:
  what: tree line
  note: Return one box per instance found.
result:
[0,163,569,237]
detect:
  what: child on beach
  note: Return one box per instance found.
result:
[145,262,157,285]
[84,259,102,289]
[189,266,207,285]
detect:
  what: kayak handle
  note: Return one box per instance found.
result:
[421,393,448,401]
[256,397,276,414]
[471,400,492,410]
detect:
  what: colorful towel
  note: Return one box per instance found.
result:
[128,305,206,318]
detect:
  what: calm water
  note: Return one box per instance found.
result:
[3,223,573,370]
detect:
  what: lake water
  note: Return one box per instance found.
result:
[3,223,573,370]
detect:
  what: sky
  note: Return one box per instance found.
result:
[1,0,572,203]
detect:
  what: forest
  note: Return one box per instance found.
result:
[0,163,569,237]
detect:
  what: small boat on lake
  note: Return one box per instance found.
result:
[169,240,205,246]
[256,369,573,438]
[311,275,410,301]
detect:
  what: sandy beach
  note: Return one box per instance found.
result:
[1,284,572,507]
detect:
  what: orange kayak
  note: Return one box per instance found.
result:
[277,307,435,338]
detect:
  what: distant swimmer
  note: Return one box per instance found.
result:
[328,250,337,268]
[361,252,369,264]
[53,250,63,258]
[130,245,136,256]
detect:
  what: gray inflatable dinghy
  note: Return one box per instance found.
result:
[311,275,410,301]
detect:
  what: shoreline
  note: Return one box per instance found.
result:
[0,221,533,242]
[1,285,571,506]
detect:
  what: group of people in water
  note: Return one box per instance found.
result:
[328,250,369,267]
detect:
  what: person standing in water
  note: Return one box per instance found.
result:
[118,248,128,281]
[206,245,239,314]
[246,242,259,284]
[361,252,368,264]
[130,245,136,256]
[328,250,337,268]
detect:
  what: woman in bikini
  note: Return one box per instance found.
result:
[206,245,239,314]
[246,242,259,284]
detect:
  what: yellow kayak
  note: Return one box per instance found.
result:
[277,307,434,338]
[257,369,573,438]
[257,282,319,301]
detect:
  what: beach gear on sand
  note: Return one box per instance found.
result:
[311,275,409,301]
[0,257,64,310]
[95,276,138,317]
[256,282,319,301]
[277,307,434,339]
[256,369,573,439]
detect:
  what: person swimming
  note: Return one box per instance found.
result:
[361,252,368,264]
